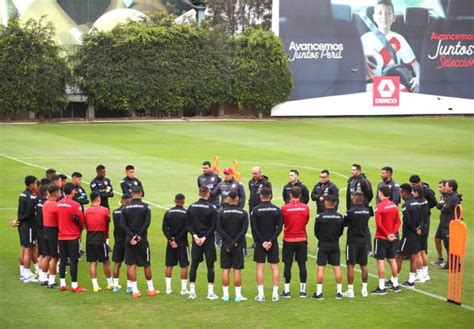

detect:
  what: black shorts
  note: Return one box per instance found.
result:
[398,236,420,256]
[374,238,398,260]
[86,243,110,262]
[254,242,279,264]
[19,223,36,248]
[58,239,80,260]
[36,228,47,256]
[441,228,450,250]
[112,241,126,263]
[125,239,151,267]
[282,240,307,263]
[166,243,190,267]
[191,238,216,265]
[345,239,368,265]
[317,246,340,266]
[420,234,428,252]
[221,243,245,269]
[435,222,443,239]
[44,227,59,258]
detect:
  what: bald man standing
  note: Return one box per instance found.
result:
[248,167,272,212]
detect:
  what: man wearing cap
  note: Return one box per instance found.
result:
[211,167,246,209]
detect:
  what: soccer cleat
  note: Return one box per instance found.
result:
[414,275,425,283]
[342,290,355,298]
[431,258,443,266]
[440,262,449,270]
[385,280,393,288]
[235,295,247,302]
[59,286,69,291]
[132,292,141,299]
[19,275,25,281]
[23,275,39,283]
[48,283,59,289]
[126,287,133,294]
[424,274,431,281]
[361,289,368,298]
[370,288,387,295]
[107,285,114,290]
[438,261,447,268]
[255,295,265,302]
[401,281,415,289]
[299,291,308,298]
[71,286,87,293]
[112,286,121,293]
[93,286,102,293]
[147,290,160,297]
[188,292,197,300]
[166,288,173,295]
[312,293,324,300]
[222,295,230,302]
[272,294,280,302]
[39,281,49,286]
[391,285,402,293]
[335,293,343,300]
[280,291,291,299]
[206,293,219,300]
[180,289,190,295]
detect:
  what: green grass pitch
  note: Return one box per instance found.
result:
[0,117,472,328]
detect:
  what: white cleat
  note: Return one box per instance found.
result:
[415,275,426,283]
[424,274,431,281]
[342,290,355,298]
[361,289,368,298]
[166,289,173,295]
[272,294,280,302]
[255,295,265,302]
[206,293,219,300]
[180,289,190,295]
[188,292,197,300]
[23,275,39,283]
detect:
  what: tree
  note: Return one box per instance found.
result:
[232,28,292,116]
[0,18,69,118]
[206,0,272,36]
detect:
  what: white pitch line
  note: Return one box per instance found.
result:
[1,153,472,311]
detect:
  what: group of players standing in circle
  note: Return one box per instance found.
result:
[13,161,462,301]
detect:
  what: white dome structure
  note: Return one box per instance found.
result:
[91,8,148,33]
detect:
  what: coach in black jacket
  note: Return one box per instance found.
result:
[311,169,339,214]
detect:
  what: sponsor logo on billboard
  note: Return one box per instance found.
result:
[373,76,400,106]
[287,41,344,62]
[428,33,474,69]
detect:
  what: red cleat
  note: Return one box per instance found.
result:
[59,286,69,291]
[147,290,160,297]
[132,292,141,299]
[71,286,87,293]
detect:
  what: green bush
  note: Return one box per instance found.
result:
[0,19,69,118]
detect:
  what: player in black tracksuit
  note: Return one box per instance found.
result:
[311,170,339,214]
[250,187,283,301]
[17,176,39,282]
[197,161,221,206]
[439,179,462,268]
[342,191,370,297]
[248,168,272,211]
[217,192,249,301]
[186,186,219,299]
[120,186,157,297]
[120,165,145,197]
[397,184,423,288]
[347,165,373,253]
[111,194,131,293]
[162,194,190,295]
[282,169,309,204]
[71,172,89,211]
[412,185,431,281]
[90,165,114,209]
[313,195,344,300]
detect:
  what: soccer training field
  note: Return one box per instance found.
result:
[0,117,472,328]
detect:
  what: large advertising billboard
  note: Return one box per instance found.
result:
[272,0,474,116]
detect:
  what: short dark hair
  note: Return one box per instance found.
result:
[352,164,361,171]
[199,186,210,196]
[40,178,51,186]
[228,191,238,200]
[446,179,458,192]
[39,185,49,197]
[90,192,100,201]
[71,172,82,178]
[290,169,299,176]
[290,186,301,198]
[63,183,75,195]
[58,174,67,180]
[125,165,135,171]
[50,175,60,182]
[382,166,393,175]
[438,179,447,185]
[325,195,337,204]
[96,164,105,172]
[379,185,390,197]
[376,0,394,11]
[121,194,132,200]
[260,187,271,198]
[412,185,424,196]
[409,175,421,184]
[351,191,364,203]
[202,161,211,167]
[400,183,412,194]
[130,186,143,195]
[48,185,61,194]
[25,175,37,186]
[321,169,329,175]
[175,193,185,201]
[46,169,56,175]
